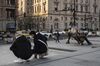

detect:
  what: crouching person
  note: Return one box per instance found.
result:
[29,31,48,59]
[10,35,33,63]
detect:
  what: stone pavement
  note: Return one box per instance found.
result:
[48,37,100,54]
[0,37,100,66]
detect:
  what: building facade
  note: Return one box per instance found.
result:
[17,0,100,32]
[0,0,17,32]
[17,0,34,30]
[89,0,100,30]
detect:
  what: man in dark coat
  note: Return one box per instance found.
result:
[29,31,48,59]
[10,35,33,62]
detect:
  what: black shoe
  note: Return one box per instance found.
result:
[88,44,92,45]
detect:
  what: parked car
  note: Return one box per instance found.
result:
[53,31,66,35]
[52,31,66,39]
[39,31,52,39]
[87,31,97,37]
[96,31,100,36]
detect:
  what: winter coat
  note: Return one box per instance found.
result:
[32,33,48,54]
[10,35,33,60]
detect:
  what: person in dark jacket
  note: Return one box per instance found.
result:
[29,31,48,59]
[66,28,72,44]
[55,31,60,43]
[10,35,33,62]
[73,29,92,45]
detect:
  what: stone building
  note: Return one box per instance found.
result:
[33,0,90,32]
[0,0,17,32]
[17,0,34,30]
[89,0,100,30]
[17,0,100,32]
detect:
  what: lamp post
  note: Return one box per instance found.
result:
[73,0,76,27]
[84,14,86,30]
[63,0,76,27]
[99,10,100,31]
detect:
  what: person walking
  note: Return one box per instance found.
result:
[29,31,48,59]
[80,32,92,45]
[55,30,60,43]
[73,29,92,45]
[66,28,72,44]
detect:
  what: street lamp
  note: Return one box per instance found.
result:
[73,0,76,27]
[84,14,87,29]
[62,0,76,27]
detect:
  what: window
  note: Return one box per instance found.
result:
[37,0,41,3]
[81,18,83,21]
[71,17,73,20]
[7,0,10,5]
[65,23,67,29]
[93,0,97,13]
[81,5,83,12]
[43,2,46,13]
[54,1,59,11]
[43,23,45,29]
[54,23,59,29]
[81,0,83,3]
[65,17,67,21]
[10,0,15,5]
[76,5,78,11]
[76,0,78,2]
[50,16,52,20]
[37,4,41,13]
[85,0,88,3]
[64,3,67,10]
[6,9,15,19]
[55,7,58,11]
[85,5,88,12]
[94,18,97,21]
[61,17,63,20]
[81,23,84,27]
[7,0,15,5]
[35,6,36,13]
[35,0,36,3]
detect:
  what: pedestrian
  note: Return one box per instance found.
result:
[55,30,60,43]
[80,32,92,45]
[29,31,48,59]
[66,28,72,44]
[73,29,92,45]
[73,29,83,45]
[10,35,33,63]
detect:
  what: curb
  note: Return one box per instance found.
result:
[48,47,77,52]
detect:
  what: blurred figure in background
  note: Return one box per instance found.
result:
[66,28,72,44]
[55,30,60,43]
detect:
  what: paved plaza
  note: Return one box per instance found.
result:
[0,37,100,66]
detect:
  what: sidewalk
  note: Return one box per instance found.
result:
[47,37,100,53]
[0,37,100,66]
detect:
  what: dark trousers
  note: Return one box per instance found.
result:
[56,37,60,42]
[66,33,72,43]
[84,36,92,45]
